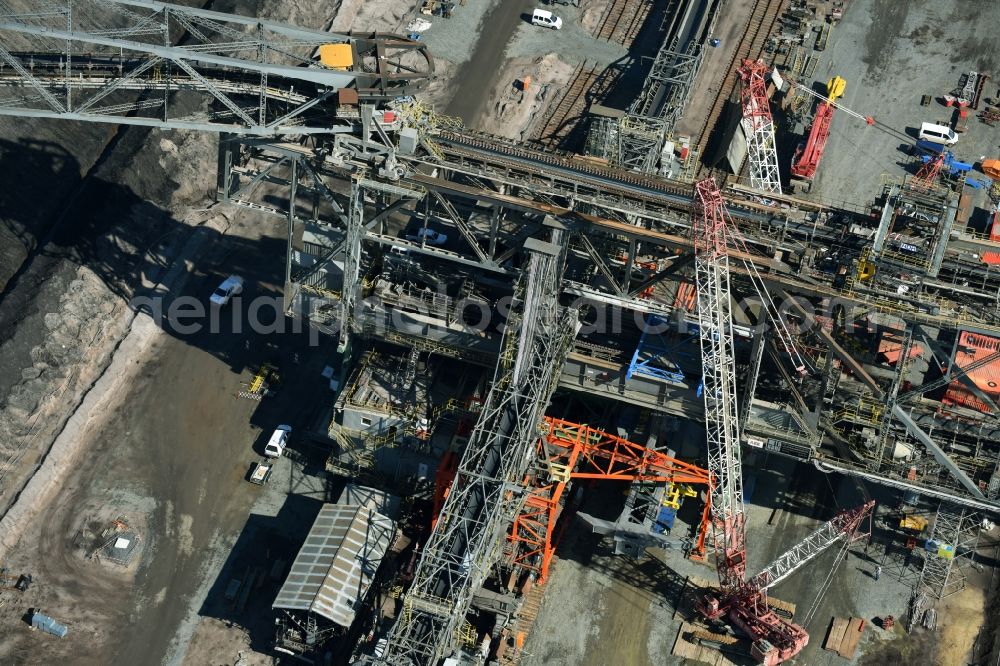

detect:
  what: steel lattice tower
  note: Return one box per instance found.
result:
[692,177,747,591]
[382,236,577,665]
[738,59,782,195]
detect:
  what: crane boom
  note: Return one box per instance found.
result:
[692,177,747,591]
[746,500,874,593]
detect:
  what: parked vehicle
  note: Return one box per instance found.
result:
[264,424,292,458]
[531,9,562,29]
[405,228,448,246]
[248,458,274,485]
[917,122,958,146]
[210,275,244,306]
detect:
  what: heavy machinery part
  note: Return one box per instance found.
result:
[790,102,834,183]
[692,176,747,592]
[383,238,577,665]
[745,501,875,593]
[505,417,712,579]
[541,418,711,484]
[910,152,946,192]
[693,177,815,666]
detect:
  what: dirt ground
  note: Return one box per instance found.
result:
[476,55,577,141]
[579,0,612,35]
[182,618,273,666]
[935,585,986,666]
[329,0,414,33]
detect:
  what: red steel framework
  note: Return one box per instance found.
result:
[790,102,834,182]
[507,417,712,582]
[910,152,946,192]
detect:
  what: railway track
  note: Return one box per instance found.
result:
[531,63,600,150]
[593,0,653,46]
[693,0,786,172]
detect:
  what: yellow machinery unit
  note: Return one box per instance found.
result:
[319,43,354,70]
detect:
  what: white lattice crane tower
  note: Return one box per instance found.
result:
[691,177,874,665]
[692,177,748,591]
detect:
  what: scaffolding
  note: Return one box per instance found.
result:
[915,502,980,601]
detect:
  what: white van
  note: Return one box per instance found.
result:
[918,122,958,146]
[264,425,292,457]
[531,9,563,29]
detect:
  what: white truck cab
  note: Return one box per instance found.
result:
[264,425,292,457]
[531,9,563,29]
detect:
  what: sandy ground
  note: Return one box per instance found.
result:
[0,2,360,665]
[579,0,611,35]
[935,584,986,666]
[182,618,274,666]
[328,0,415,33]
[477,55,577,141]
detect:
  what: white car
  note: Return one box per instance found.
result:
[264,425,292,458]
[210,275,244,306]
[406,228,448,246]
[531,9,562,29]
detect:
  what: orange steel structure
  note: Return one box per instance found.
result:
[506,417,712,582]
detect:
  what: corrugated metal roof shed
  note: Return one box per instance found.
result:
[273,503,395,628]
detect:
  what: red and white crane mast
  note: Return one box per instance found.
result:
[692,177,748,592]
[738,59,783,194]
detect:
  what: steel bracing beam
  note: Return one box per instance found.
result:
[916,502,980,600]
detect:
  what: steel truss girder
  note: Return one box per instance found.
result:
[917,502,980,600]
[747,501,874,593]
[693,177,747,591]
[383,239,578,665]
[0,0,433,134]
[631,39,702,128]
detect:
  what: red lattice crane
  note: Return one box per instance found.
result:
[691,176,874,665]
[910,151,946,192]
[790,77,846,192]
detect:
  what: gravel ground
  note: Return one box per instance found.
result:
[505,8,629,65]
[801,0,1000,206]
[419,0,505,67]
